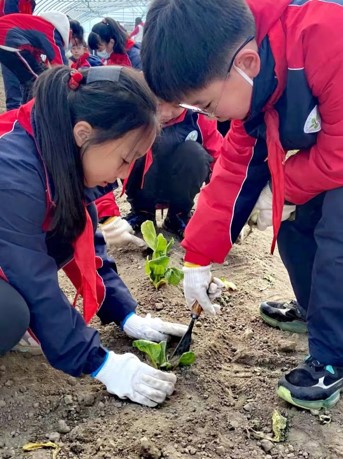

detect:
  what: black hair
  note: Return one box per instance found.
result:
[142,0,255,102]
[88,17,128,54]
[135,17,142,26]
[32,66,157,241]
[69,19,84,44]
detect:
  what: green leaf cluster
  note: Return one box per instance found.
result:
[141,221,184,289]
[133,339,196,370]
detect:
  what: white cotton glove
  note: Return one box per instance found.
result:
[100,216,146,248]
[182,265,225,316]
[123,313,188,342]
[94,351,176,407]
[251,185,296,231]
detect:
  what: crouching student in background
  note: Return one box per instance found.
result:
[88,17,141,70]
[0,65,187,407]
[98,100,223,247]
[0,0,36,110]
[0,11,84,104]
[70,40,102,70]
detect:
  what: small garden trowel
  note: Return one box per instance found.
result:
[171,301,202,358]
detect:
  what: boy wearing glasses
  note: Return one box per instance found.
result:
[141,0,343,411]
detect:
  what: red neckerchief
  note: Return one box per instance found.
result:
[71,52,91,70]
[107,51,131,67]
[106,39,136,67]
[261,20,287,253]
[17,100,100,323]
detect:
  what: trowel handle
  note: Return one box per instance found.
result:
[191,301,203,319]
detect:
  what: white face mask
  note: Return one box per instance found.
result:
[97,50,111,59]
[233,64,254,87]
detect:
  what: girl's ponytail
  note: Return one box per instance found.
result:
[33,67,86,240]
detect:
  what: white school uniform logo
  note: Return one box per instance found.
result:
[185,130,198,141]
[304,105,321,134]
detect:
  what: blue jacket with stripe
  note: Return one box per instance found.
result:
[0,102,137,377]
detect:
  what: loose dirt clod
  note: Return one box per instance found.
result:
[140,436,162,459]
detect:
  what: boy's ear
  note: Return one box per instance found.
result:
[236,49,261,79]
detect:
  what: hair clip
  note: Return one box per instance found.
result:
[68,69,83,90]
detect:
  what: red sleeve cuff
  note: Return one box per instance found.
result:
[183,250,211,266]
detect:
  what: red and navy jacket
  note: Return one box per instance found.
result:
[70,52,102,70]
[0,13,67,65]
[103,39,142,70]
[0,102,137,376]
[183,0,343,265]
[95,109,223,219]
[0,0,34,15]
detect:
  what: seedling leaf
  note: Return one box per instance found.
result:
[133,340,196,370]
[165,267,184,286]
[141,220,157,250]
[133,340,164,368]
[155,233,168,254]
[178,351,196,366]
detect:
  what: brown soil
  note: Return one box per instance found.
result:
[1,75,343,459]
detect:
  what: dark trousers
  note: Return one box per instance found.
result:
[0,279,30,354]
[278,187,343,365]
[0,49,45,107]
[1,63,22,110]
[126,140,213,215]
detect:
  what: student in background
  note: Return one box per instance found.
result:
[0,12,81,104]
[0,0,36,110]
[130,17,144,45]
[88,17,141,70]
[99,99,223,247]
[70,40,102,70]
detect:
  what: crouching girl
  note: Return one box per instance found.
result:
[0,65,186,407]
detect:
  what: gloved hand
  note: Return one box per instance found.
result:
[100,216,146,248]
[250,185,296,231]
[93,351,176,407]
[182,264,225,315]
[123,313,188,342]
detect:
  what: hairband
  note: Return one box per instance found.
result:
[86,65,123,84]
[68,66,123,91]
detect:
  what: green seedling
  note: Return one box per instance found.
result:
[141,220,184,289]
[133,339,196,370]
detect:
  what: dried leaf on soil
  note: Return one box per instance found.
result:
[23,442,60,459]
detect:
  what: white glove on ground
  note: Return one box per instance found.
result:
[252,185,296,231]
[182,265,225,315]
[100,217,146,248]
[94,351,176,407]
[123,313,188,342]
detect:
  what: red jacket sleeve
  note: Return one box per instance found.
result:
[197,115,223,164]
[94,192,121,219]
[284,24,343,204]
[129,25,139,38]
[182,121,256,265]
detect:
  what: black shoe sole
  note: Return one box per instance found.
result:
[260,310,308,334]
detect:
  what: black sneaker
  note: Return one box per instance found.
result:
[278,356,343,410]
[124,210,156,232]
[259,300,307,334]
[162,211,191,240]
